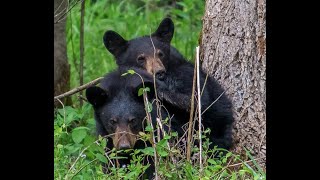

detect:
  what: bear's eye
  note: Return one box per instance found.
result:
[158,51,164,58]
[110,118,117,124]
[137,55,146,64]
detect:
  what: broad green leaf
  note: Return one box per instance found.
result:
[145,124,152,132]
[207,159,216,165]
[138,88,144,97]
[141,147,154,156]
[158,150,168,157]
[72,129,87,144]
[95,153,108,163]
[157,139,168,147]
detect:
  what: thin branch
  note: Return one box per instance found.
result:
[134,71,159,180]
[54,0,83,24]
[79,0,85,107]
[55,98,67,133]
[196,46,203,172]
[69,159,97,180]
[66,145,90,178]
[201,85,231,115]
[227,157,265,168]
[54,0,68,15]
[200,73,209,97]
[54,77,103,100]
[186,47,197,161]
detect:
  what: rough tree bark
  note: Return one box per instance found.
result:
[200,0,266,169]
[54,0,71,106]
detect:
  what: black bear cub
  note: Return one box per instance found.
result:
[86,67,181,179]
[103,18,234,150]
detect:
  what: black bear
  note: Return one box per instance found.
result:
[102,18,234,150]
[86,67,182,179]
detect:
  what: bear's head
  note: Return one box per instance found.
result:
[103,18,174,80]
[86,75,155,150]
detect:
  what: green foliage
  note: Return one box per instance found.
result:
[54,104,266,179]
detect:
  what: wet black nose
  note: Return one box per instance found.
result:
[155,70,165,80]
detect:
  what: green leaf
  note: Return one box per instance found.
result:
[127,69,135,74]
[171,132,178,137]
[205,169,212,177]
[95,153,108,163]
[72,129,87,144]
[144,87,150,92]
[73,126,90,131]
[138,88,144,97]
[138,87,150,96]
[158,150,168,157]
[147,103,152,112]
[157,139,168,147]
[141,147,154,156]
[207,159,216,165]
[231,172,237,180]
[145,125,152,132]
[57,144,63,149]
[100,138,107,148]
[164,135,171,140]
[164,172,172,178]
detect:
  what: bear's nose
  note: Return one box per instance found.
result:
[155,70,165,80]
[118,137,131,150]
[119,143,131,150]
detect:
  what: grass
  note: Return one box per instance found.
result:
[54,0,266,179]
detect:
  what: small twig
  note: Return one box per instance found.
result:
[201,85,231,115]
[54,0,68,15]
[54,0,83,24]
[196,46,203,172]
[134,71,159,180]
[149,32,160,180]
[227,157,265,168]
[66,146,90,178]
[186,47,197,161]
[54,77,103,100]
[200,73,209,97]
[69,159,97,180]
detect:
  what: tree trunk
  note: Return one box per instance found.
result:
[54,0,71,107]
[200,0,266,169]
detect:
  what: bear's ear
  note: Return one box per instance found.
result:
[86,86,108,108]
[103,30,128,57]
[133,81,155,101]
[152,18,174,43]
